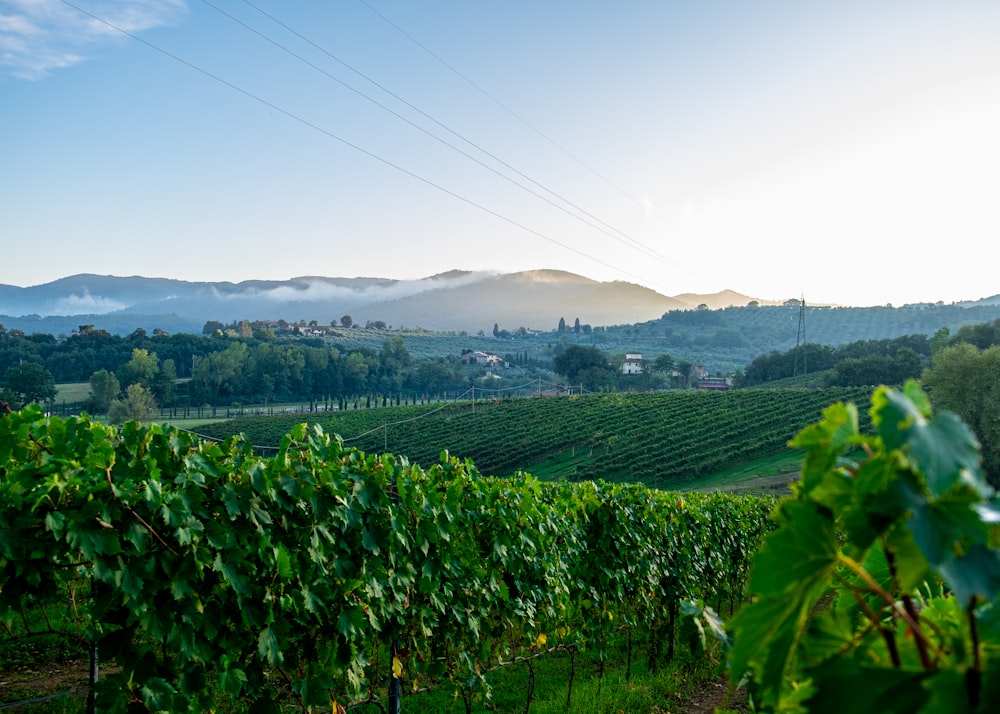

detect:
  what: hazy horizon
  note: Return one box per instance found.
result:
[1,268,992,313]
[3,1,998,307]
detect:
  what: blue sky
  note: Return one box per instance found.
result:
[2,1,999,307]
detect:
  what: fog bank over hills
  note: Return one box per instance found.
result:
[0,270,776,335]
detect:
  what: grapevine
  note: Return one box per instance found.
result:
[727,381,1000,713]
[1,403,773,712]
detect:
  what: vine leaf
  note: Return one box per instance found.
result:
[805,657,931,714]
[936,543,1000,606]
[792,400,859,495]
[875,385,987,499]
[258,626,283,666]
[728,499,837,707]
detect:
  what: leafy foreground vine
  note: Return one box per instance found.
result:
[0,404,772,713]
[727,381,1000,713]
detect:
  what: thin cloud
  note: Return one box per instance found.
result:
[52,290,126,315]
[208,272,498,305]
[0,0,186,80]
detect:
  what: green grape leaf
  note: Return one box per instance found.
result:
[791,400,859,494]
[218,666,248,696]
[747,500,838,597]
[729,500,837,706]
[875,386,986,499]
[257,626,283,666]
[907,495,992,569]
[800,609,855,665]
[728,593,812,708]
[873,385,926,453]
[882,524,931,593]
[909,411,987,499]
[274,544,293,580]
[804,657,931,714]
[937,543,1000,606]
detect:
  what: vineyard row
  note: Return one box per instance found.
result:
[198,387,873,486]
[0,406,775,712]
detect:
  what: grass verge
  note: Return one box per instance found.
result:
[1,622,744,713]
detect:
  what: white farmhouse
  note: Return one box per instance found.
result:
[622,352,644,375]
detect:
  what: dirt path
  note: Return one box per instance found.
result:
[671,674,748,714]
[0,660,91,708]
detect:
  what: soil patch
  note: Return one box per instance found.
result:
[671,674,748,713]
[0,659,90,708]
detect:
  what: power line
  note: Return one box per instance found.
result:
[223,0,684,269]
[56,0,651,285]
[356,0,659,215]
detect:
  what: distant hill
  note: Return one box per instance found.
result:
[0,270,765,335]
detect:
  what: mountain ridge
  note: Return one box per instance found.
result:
[0,270,776,335]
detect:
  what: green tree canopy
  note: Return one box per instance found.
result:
[119,347,160,388]
[88,368,121,414]
[191,342,249,403]
[1,362,56,409]
[653,354,675,374]
[150,358,177,406]
[922,342,1000,485]
[108,383,158,424]
[950,318,1000,349]
[554,345,614,390]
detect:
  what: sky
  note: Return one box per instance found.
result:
[2,1,999,307]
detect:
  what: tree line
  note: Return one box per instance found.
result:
[2,319,998,484]
[734,320,1000,486]
[735,332,937,387]
[0,325,516,416]
[0,322,693,419]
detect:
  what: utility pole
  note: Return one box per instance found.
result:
[794,296,807,377]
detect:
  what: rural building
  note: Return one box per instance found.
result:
[461,350,505,366]
[622,353,644,375]
[697,376,733,391]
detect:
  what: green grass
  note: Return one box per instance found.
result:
[670,450,805,491]
[0,588,91,713]
[519,445,600,480]
[0,627,740,714]
[399,649,733,714]
[154,417,233,431]
[53,382,90,406]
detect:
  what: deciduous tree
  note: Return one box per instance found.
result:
[88,368,120,414]
[553,345,613,390]
[1,362,56,408]
[119,348,159,388]
[108,383,158,424]
[922,342,1000,484]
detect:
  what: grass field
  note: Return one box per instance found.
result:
[53,382,90,405]
[672,449,806,491]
